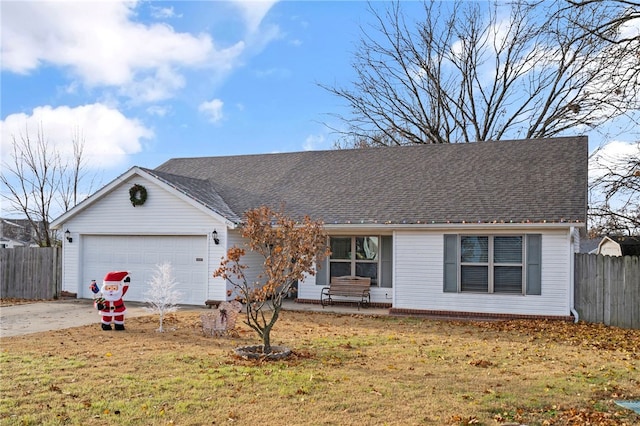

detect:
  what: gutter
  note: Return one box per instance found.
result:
[323,222,585,233]
[569,226,579,323]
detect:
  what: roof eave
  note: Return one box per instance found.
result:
[323,221,585,232]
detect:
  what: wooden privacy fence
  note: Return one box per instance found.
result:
[0,247,61,299]
[574,253,640,330]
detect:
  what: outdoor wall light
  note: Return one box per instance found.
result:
[65,229,73,243]
[212,229,220,245]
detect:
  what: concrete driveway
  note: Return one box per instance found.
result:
[0,299,163,338]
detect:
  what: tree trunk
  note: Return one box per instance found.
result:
[262,326,272,354]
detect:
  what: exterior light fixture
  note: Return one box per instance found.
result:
[65,229,73,243]
[212,229,220,245]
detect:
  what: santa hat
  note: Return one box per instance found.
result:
[103,271,129,283]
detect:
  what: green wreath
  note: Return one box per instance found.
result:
[129,184,147,207]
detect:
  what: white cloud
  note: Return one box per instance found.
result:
[589,140,639,180]
[199,99,225,123]
[231,0,279,34]
[620,15,640,40]
[0,1,245,101]
[146,105,170,117]
[229,0,282,57]
[254,67,291,79]
[303,134,326,151]
[150,6,182,19]
[119,65,187,104]
[0,104,153,169]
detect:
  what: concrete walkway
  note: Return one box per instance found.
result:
[0,299,389,338]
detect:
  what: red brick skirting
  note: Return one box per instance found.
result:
[295,298,392,309]
[388,307,574,322]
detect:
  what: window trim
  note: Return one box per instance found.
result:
[320,235,392,288]
[329,236,380,286]
[444,234,541,296]
[459,235,524,294]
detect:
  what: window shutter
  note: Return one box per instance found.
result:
[380,236,393,288]
[526,234,542,295]
[315,257,328,286]
[443,234,458,292]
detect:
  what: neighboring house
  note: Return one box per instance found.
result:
[51,136,587,319]
[579,237,601,254]
[0,236,26,249]
[596,235,640,256]
[0,218,42,248]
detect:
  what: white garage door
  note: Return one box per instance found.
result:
[82,235,208,305]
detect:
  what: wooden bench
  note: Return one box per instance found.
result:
[321,276,371,310]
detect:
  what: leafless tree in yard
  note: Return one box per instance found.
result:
[1,124,95,246]
[589,141,640,236]
[57,127,99,213]
[567,1,640,236]
[323,0,639,147]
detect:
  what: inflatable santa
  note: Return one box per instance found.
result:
[93,271,130,331]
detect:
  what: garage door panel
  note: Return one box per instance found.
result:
[82,235,207,305]
[142,252,159,265]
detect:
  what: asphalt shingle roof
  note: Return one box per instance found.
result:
[150,136,588,226]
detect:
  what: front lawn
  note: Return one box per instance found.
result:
[1,310,638,425]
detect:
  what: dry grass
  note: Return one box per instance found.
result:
[1,308,639,426]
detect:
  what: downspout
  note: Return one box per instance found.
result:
[569,227,579,323]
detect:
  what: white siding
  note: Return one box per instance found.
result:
[298,269,321,300]
[393,228,572,316]
[60,175,228,303]
[67,177,218,234]
[222,231,320,300]
[394,232,443,308]
[220,230,266,299]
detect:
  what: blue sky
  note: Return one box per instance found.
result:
[1,0,638,219]
[1,1,372,171]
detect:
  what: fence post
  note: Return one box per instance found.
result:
[603,256,612,326]
[625,256,640,329]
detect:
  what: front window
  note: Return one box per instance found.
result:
[460,235,523,293]
[329,236,379,285]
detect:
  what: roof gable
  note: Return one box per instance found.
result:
[154,136,588,226]
[51,167,234,228]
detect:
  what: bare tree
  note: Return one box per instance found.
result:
[323,0,639,147]
[0,124,94,246]
[566,0,640,45]
[566,1,640,236]
[589,141,640,236]
[58,127,97,213]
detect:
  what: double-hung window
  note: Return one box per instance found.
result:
[444,234,541,295]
